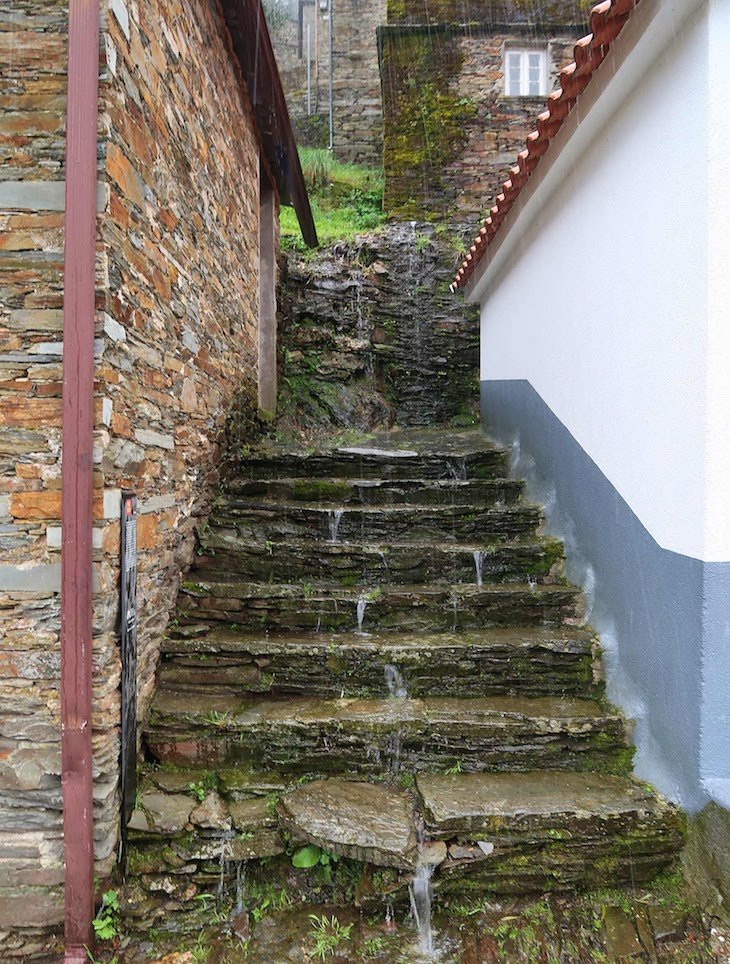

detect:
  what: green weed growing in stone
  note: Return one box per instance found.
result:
[363,935,385,957]
[189,931,210,963]
[444,760,462,775]
[202,710,233,727]
[188,780,208,802]
[249,883,293,923]
[91,889,120,942]
[308,914,353,961]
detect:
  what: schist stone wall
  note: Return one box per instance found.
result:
[269,0,386,164]
[0,0,265,953]
[266,9,331,148]
[380,0,584,218]
[278,221,479,435]
[331,0,386,164]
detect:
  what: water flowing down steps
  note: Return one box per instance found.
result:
[126,428,683,941]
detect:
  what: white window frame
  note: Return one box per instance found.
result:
[504,47,549,98]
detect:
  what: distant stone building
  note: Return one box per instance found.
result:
[0,0,312,956]
[268,0,387,165]
[380,0,586,218]
[270,0,586,220]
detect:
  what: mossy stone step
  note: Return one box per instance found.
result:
[211,501,542,545]
[178,580,583,632]
[225,476,524,507]
[239,429,508,481]
[123,766,682,935]
[196,535,564,585]
[145,692,629,774]
[158,626,601,698]
[278,778,418,870]
[415,771,684,894]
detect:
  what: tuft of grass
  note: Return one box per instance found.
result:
[308,914,354,961]
[282,148,386,251]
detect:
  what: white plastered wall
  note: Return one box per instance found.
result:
[474,0,730,565]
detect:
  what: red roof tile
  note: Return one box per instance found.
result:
[451,0,641,293]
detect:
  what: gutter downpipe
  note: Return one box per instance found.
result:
[328,0,334,150]
[61,0,99,959]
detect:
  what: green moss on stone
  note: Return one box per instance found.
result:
[381,30,477,217]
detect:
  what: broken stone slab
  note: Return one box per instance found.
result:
[172,830,284,863]
[420,840,448,867]
[147,769,211,794]
[602,907,644,959]
[135,792,193,835]
[278,778,417,870]
[648,906,687,942]
[217,767,288,799]
[416,771,675,837]
[189,791,230,831]
[229,797,275,833]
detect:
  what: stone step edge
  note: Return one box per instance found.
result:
[146,691,620,730]
[178,579,580,598]
[127,770,682,877]
[224,475,524,491]
[160,625,599,655]
[199,533,562,554]
[211,501,542,515]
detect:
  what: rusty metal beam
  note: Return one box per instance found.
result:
[61,0,99,958]
[223,0,318,247]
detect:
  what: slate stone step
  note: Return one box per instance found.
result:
[158,626,601,698]
[125,767,682,920]
[225,476,524,507]
[416,771,684,893]
[179,580,582,632]
[195,535,565,585]
[239,429,508,481]
[278,778,418,870]
[210,501,543,545]
[145,692,629,774]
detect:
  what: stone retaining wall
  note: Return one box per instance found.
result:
[0,0,266,952]
[277,221,479,435]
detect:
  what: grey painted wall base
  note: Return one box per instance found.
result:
[481,379,730,814]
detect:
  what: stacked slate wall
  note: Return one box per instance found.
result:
[278,221,479,434]
[269,0,386,165]
[0,0,266,953]
[380,0,584,218]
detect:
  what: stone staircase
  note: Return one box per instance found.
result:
[124,428,683,939]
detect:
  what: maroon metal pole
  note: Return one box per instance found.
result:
[61,0,99,959]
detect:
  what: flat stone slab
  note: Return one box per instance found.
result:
[417,771,668,835]
[146,692,626,774]
[416,771,682,843]
[135,792,194,835]
[278,778,418,869]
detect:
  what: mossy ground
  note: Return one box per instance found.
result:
[280,148,386,251]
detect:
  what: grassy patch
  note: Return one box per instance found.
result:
[281,148,386,251]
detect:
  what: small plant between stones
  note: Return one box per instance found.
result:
[308,913,353,961]
[91,890,120,941]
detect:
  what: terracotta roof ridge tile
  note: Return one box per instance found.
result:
[451,0,641,292]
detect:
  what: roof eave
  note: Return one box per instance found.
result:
[222,0,318,248]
